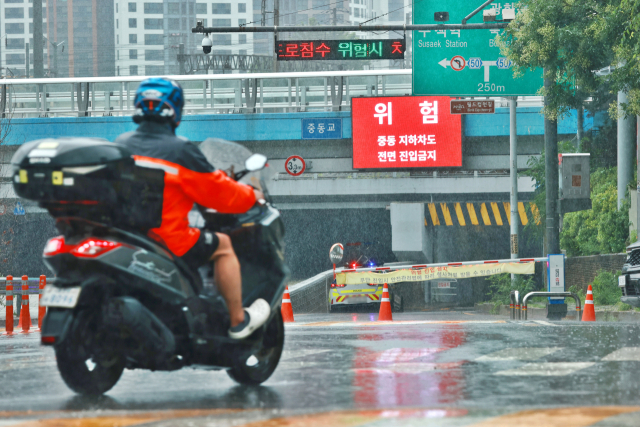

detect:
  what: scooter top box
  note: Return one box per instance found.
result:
[12,137,136,204]
[11,137,164,230]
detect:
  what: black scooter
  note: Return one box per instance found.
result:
[11,137,289,395]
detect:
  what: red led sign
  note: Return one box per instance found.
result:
[352,96,462,169]
[276,40,405,61]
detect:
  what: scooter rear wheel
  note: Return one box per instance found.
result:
[227,310,284,385]
[56,309,125,395]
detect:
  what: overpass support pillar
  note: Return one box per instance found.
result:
[390,203,431,263]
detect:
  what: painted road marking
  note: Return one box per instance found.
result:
[468,407,640,427]
[286,320,507,327]
[602,347,640,362]
[280,349,332,361]
[353,362,463,375]
[476,347,560,362]
[494,362,595,376]
[533,320,559,327]
[7,409,247,427]
[3,407,640,427]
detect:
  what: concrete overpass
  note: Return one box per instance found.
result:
[0,71,595,279]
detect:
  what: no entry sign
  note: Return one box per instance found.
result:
[285,155,306,176]
[351,96,462,169]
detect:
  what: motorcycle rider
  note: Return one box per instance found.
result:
[115,78,269,339]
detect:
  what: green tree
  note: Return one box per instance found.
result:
[521,140,577,241]
[499,0,622,119]
[560,167,630,255]
[521,138,629,255]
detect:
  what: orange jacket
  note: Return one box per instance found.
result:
[116,123,256,256]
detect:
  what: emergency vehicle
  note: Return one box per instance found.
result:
[328,242,393,312]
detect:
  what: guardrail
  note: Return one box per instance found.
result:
[521,292,582,321]
[0,71,545,118]
[288,269,334,314]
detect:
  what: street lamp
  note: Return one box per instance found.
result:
[42,36,65,77]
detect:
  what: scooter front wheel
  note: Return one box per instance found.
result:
[227,309,284,385]
[55,309,125,395]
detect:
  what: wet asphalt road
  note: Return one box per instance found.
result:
[1,310,640,426]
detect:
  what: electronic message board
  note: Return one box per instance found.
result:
[276,39,405,61]
[352,96,462,169]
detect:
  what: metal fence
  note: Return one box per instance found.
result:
[0,70,545,118]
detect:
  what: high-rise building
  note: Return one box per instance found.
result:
[195,1,254,56]
[45,0,115,77]
[114,0,254,76]
[0,0,49,78]
[114,0,195,76]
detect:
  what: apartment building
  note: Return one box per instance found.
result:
[114,0,193,76]
[114,0,253,76]
[0,0,115,78]
[0,0,48,77]
[196,0,254,56]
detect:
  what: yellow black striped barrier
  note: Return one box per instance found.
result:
[425,202,540,227]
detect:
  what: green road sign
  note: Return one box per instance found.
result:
[412,1,542,96]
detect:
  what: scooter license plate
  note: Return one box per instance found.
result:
[40,286,82,308]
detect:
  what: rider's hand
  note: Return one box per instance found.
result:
[253,189,265,204]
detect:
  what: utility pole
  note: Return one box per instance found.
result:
[577,104,584,151]
[52,43,58,77]
[544,74,560,255]
[25,43,30,78]
[637,115,640,242]
[273,0,279,72]
[178,43,186,74]
[509,96,518,261]
[33,0,44,78]
[617,91,636,209]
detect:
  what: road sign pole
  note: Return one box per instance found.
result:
[544,74,560,255]
[509,97,518,260]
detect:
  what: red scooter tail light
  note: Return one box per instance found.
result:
[41,336,56,345]
[43,236,71,256]
[71,239,122,258]
[43,236,122,258]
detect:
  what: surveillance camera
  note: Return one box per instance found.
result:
[483,9,497,22]
[202,35,212,54]
[501,8,516,22]
[434,12,449,22]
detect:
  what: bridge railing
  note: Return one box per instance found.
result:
[0,70,544,118]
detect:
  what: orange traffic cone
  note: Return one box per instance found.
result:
[582,284,596,322]
[281,286,294,323]
[378,283,393,321]
[20,276,31,331]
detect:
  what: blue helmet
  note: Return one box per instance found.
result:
[133,78,184,127]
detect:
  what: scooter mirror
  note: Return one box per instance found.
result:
[245,154,268,171]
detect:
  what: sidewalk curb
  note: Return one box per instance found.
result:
[474,303,640,321]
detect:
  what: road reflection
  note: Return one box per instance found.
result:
[58,385,283,412]
[352,325,467,407]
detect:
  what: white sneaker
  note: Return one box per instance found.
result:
[228,298,271,340]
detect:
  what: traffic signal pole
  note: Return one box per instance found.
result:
[192,23,508,34]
